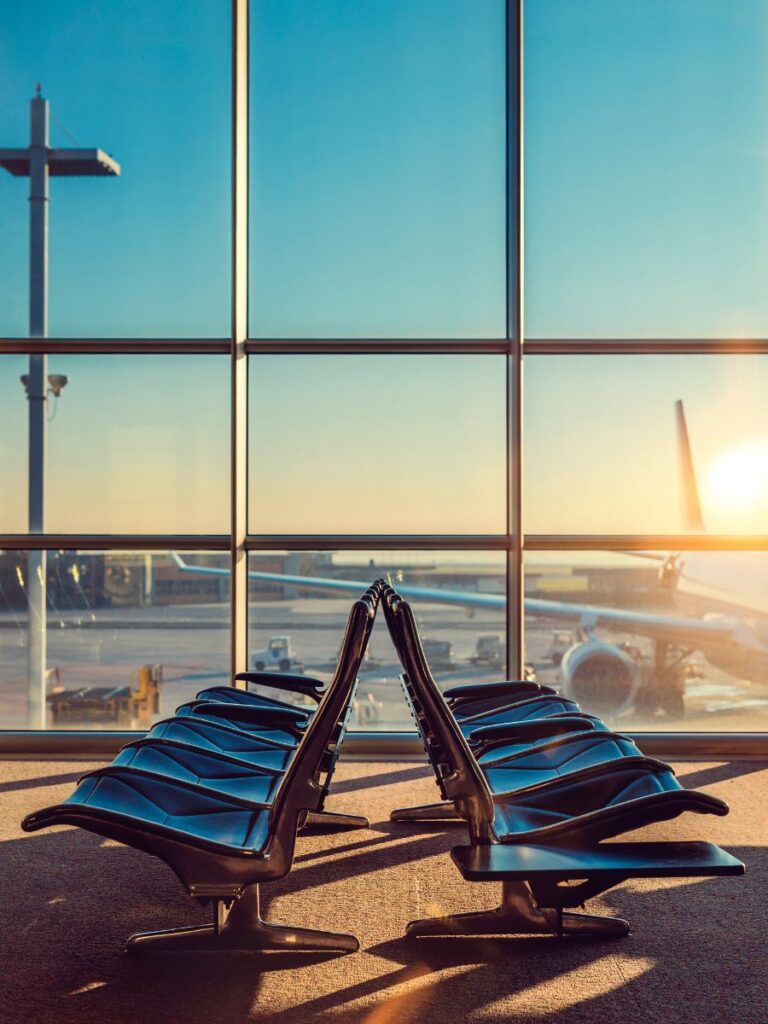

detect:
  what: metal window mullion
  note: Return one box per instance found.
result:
[524,534,768,552]
[230,0,248,687]
[506,0,524,680]
[0,535,230,551]
[0,339,230,354]
[524,339,768,355]
[244,339,510,354]
[244,535,510,551]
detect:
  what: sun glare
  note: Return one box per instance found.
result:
[704,441,768,524]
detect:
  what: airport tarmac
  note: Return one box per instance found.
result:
[0,596,767,732]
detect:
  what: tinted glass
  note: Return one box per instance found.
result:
[524,551,768,732]
[0,1,230,337]
[525,356,768,534]
[249,0,506,338]
[248,550,506,730]
[525,0,768,338]
[0,550,229,729]
[249,356,507,533]
[0,354,229,533]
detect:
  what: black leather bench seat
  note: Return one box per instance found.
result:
[23,588,381,955]
[452,840,745,882]
[491,763,727,844]
[459,696,582,740]
[111,743,283,804]
[27,769,272,855]
[482,735,649,795]
[174,704,304,747]
[473,716,609,760]
[148,718,295,767]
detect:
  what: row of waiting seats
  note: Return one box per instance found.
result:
[22,580,743,952]
[22,585,381,953]
[380,582,744,938]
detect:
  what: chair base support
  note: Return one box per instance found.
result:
[302,809,370,831]
[406,880,629,940]
[390,801,458,821]
[126,884,359,954]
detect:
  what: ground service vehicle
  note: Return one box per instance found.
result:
[470,634,505,671]
[251,635,304,673]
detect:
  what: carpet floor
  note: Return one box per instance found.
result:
[0,757,765,1024]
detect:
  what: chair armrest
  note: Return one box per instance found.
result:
[235,672,325,701]
[190,701,307,738]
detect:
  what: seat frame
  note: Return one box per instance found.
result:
[381,583,743,940]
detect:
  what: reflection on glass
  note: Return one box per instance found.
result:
[249,0,506,338]
[0,354,229,534]
[248,551,506,731]
[525,0,768,338]
[249,356,507,533]
[0,550,229,730]
[525,355,768,534]
[0,1,230,337]
[524,551,768,732]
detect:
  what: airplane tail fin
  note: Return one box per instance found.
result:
[675,399,705,532]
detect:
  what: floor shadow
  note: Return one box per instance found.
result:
[0,821,762,1024]
[675,760,766,790]
[0,770,87,794]
[329,764,432,795]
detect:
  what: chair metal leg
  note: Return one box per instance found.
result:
[390,801,458,821]
[302,809,370,831]
[406,881,629,940]
[127,884,359,954]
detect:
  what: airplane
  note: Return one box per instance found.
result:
[171,402,768,718]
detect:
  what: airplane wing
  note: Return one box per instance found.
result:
[170,553,735,648]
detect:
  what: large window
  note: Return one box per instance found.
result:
[1,0,766,739]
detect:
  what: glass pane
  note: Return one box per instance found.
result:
[249,355,507,533]
[249,0,506,338]
[0,1,230,337]
[0,355,230,534]
[0,550,229,730]
[0,356,28,532]
[525,355,768,534]
[525,0,768,338]
[248,550,506,731]
[525,551,768,732]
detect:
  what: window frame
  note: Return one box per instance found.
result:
[0,0,765,754]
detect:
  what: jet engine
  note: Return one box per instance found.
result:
[560,640,639,715]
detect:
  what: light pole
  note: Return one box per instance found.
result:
[0,86,120,727]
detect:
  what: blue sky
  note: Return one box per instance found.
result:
[0,0,231,337]
[525,0,768,338]
[2,1,767,339]
[249,0,506,338]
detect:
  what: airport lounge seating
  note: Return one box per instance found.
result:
[124,697,366,831]
[113,669,368,832]
[380,583,619,820]
[126,620,380,831]
[381,585,744,938]
[182,669,325,721]
[21,586,381,954]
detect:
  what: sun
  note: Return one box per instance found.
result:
[704,441,768,525]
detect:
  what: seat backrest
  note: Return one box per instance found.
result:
[385,588,496,843]
[263,585,380,869]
